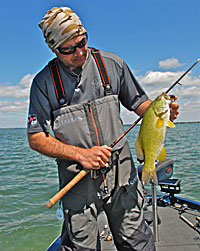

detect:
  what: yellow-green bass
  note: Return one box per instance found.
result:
[135,93,175,184]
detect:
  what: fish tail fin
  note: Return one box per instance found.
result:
[142,165,158,185]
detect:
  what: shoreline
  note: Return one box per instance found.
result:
[0,121,199,130]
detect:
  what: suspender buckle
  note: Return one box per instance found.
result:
[90,47,113,96]
[59,98,66,106]
[104,84,113,95]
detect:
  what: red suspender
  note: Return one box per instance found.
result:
[89,47,112,95]
[48,48,112,105]
[48,59,66,105]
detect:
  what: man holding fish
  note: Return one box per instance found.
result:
[27,6,179,251]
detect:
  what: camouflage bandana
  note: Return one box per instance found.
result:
[39,7,87,49]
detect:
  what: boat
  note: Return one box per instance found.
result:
[46,158,200,251]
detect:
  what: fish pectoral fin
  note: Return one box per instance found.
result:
[142,165,158,185]
[167,120,175,128]
[156,144,167,162]
[135,136,144,162]
[156,118,164,128]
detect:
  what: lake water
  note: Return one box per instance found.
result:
[0,123,199,250]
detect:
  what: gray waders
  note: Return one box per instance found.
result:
[49,49,155,251]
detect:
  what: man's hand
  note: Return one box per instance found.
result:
[135,98,179,122]
[78,145,112,170]
[169,100,179,121]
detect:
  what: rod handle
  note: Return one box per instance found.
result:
[46,169,90,208]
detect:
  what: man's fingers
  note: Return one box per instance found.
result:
[169,101,179,121]
[170,101,179,110]
[101,145,112,156]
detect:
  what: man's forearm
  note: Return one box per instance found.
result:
[135,99,152,116]
[27,132,112,170]
[28,132,81,161]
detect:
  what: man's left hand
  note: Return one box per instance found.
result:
[169,100,179,121]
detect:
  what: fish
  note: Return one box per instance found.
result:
[135,92,175,184]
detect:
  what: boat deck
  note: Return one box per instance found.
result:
[47,197,200,251]
[47,161,200,251]
[151,205,200,251]
[98,205,200,251]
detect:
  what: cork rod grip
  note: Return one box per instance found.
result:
[46,169,90,208]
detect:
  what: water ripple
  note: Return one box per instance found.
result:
[0,124,199,250]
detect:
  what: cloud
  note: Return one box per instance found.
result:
[159,57,184,69]
[139,70,181,85]
[19,74,35,88]
[0,74,35,98]
[137,69,200,100]
[183,99,200,109]
[0,73,35,128]
[175,86,200,98]
[0,57,199,127]
[0,100,29,112]
[0,85,29,98]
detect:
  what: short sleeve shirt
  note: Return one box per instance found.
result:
[27,49,148,133]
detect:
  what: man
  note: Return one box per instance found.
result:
[27,7,179,251]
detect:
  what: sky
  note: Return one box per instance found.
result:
[0,0,199,128]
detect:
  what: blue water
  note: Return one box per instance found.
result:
[0,123,199,250]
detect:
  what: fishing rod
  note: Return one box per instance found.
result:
[111,57,200,147]
[46,58,200,209]
[165,58,200,93]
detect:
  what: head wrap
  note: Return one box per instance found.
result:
[38,7,86,49]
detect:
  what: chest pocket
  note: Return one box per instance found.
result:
[53,95,126,151]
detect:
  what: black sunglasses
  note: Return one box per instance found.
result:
[57,34,88,55]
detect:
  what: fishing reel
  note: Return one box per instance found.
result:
[169,94,178,103]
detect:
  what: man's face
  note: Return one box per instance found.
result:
[53,34,88,70]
